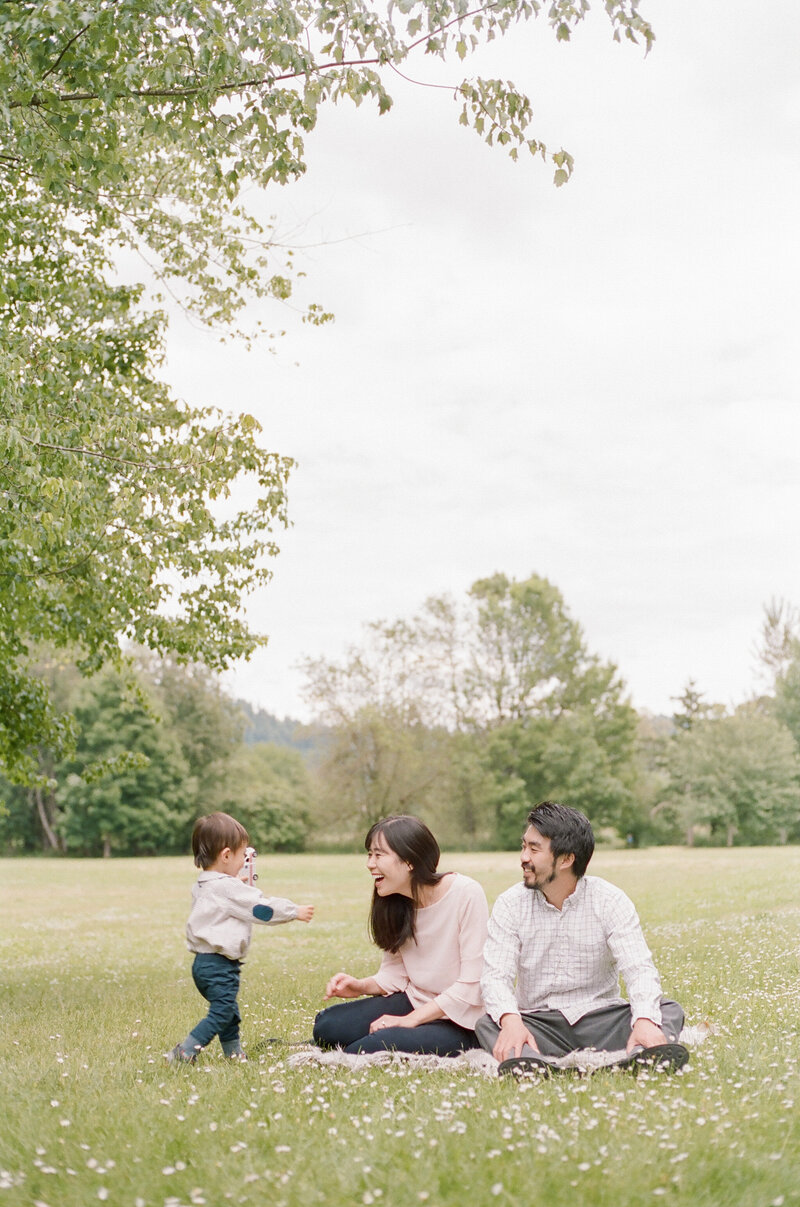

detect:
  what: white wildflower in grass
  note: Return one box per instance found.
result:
[491,1184,503,1196]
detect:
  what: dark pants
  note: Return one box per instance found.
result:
[313,992,481,1056]
[475,998,684,1057]
[188,952,242,1053]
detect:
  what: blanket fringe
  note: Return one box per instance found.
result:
[286,1023,710,1076]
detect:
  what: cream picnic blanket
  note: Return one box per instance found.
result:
[286,1023,711,1076]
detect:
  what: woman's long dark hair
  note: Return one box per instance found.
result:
[366,815,444,953]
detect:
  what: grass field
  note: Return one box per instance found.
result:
[2,848,799,1207]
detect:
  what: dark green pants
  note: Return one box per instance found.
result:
[188,952,242,1052]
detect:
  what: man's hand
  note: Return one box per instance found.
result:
[295,905,314,922]
[627,1017,668,1052]
[493,1013,540,1062]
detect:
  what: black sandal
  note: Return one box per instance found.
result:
[612,1043,689,1073]
[498,1053,563,1079]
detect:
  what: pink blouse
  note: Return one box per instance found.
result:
[372,873,489,1030]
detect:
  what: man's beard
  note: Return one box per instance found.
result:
[522,862,557,891]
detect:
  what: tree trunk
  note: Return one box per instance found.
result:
[726,823,736,847]
[32,786,61,851]
[103,836,112,859]
[685,824,694,847]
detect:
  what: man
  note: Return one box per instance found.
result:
[477,801,688,1076]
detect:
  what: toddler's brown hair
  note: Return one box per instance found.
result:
[191,812,249,869]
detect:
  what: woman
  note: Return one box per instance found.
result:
[313,814,489,1055]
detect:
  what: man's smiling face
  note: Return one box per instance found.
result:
[520,825,561,891]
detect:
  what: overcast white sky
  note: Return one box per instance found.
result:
[165,0,800,722]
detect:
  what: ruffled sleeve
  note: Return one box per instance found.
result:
[372,948,411,995]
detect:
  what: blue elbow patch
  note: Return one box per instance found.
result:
[253,903,274,922]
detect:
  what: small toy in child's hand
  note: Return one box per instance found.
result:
[241,846,258,885]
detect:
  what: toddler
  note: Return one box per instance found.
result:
[168,811,314,1063]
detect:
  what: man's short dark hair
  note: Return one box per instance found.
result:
[526,801,595,878]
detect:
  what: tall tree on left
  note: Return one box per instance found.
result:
[0,0,654,782]
[0,2,305,781]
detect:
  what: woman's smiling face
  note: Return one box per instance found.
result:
[366,831,414,898]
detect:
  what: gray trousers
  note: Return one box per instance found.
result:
[475,998,684,1057]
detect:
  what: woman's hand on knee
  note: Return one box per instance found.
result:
[369,1013,415,1034]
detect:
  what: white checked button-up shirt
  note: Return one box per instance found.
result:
[481,876,663,1027]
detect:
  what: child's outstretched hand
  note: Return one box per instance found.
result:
[296,905,315,922]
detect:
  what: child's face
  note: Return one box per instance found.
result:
[219,842,248,878]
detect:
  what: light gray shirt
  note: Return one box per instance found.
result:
[481,875,664,1026]
[186,871,299,961]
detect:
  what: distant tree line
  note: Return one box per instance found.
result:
[2,581,800,856]
[0,652,316,857]
[300,577,800,850]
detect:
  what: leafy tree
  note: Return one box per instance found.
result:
[420,574,639,843]
[671,679,713,732]
[218,742,315,852]
[0,653,320,853]
[760,605,800,759]
[59,668,194,856]
[756,598,800,688]
[459,573,588,726]
[0,226,293,783]
[775,661,800,758]
[425,735,503,848]
[0,776,37,853]
[1,0,654,781]
[755,596,800,785]
[627,711,675,846]
[0,648,84,851]
[302,620,452,829]
[659,705,800,846]
[140,654,245,812]
[302,573,639,845]
[494,707,636,843]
